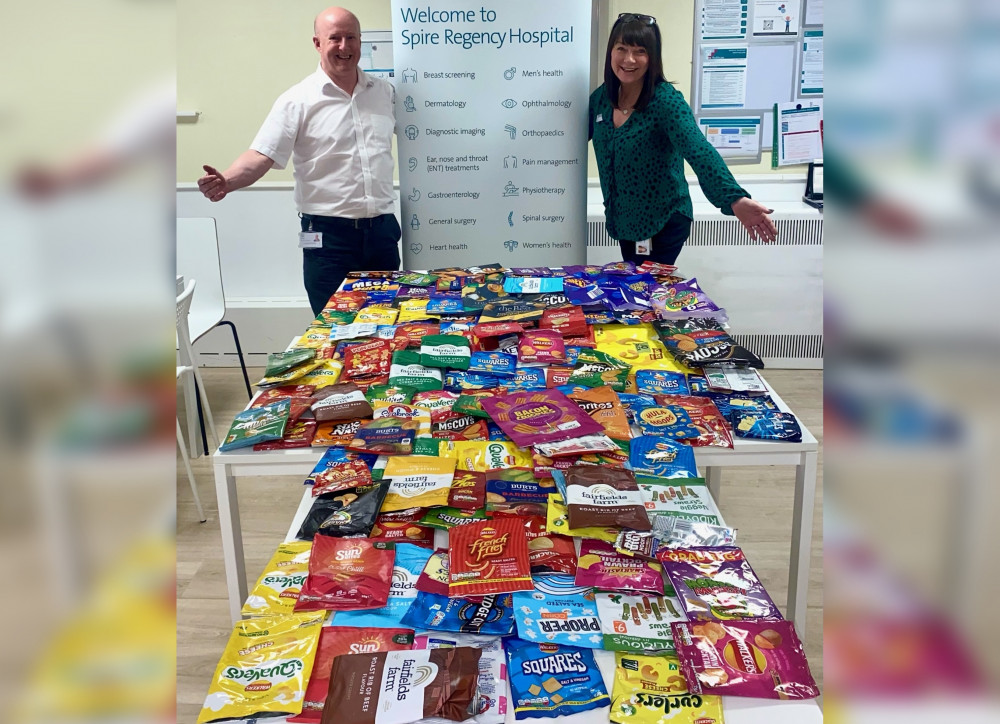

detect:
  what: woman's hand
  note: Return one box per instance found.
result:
[731,197,778,242]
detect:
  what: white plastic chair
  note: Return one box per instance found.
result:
[177,217,251,455]
[177,279,219,522]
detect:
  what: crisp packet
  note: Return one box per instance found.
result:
[288,626,414,724]
[342,338,393,380]
[563,275,608,306]
[294,535,395,612]
[655,318,764,369]
[540,305,589,336]
[576,540,664,595]
[532,433,619,459]
[310,418,364,448]
[420,334,472,369]
[220,400,291,451]
[445,370,502,392]
[671,620,820,699]
[518,329,567,365]
[651,515,737,549]
[412,389,459,420]
[484,469,555,517]
[397,298,436,322]
[730,409,802,441]
[649,395,733,448]
[564,385,632,441]
[432,413,490,441]
[658,547,782,621]
[308,450,373,496]
[454,390,504,419]
[311,382,373,422]
[265,349,318,377]
[511,574,603,647]
[295,483,389,540]
[355,306,399,326]
[417,548,451,595]
[503,276,564,294]
[449,517,533,596]
[481,389,604,447]
[368,509,436,547]
[634,369,690,396]
[346,417,419,455]
[420,506,488,529]
[196,612,325,724]
[505,638,610,720]
[295,324,335,349]
[412,633,507,724]
[629,436,699,479]
[295,359,345,389]
[400,591,516,635]
[365,384,416,406]
[389,350,444,391]
[595,588,686,654]
[610,652,724,724]
[560,466,651,532]
[439,440,534,472]
[635,406,702,440]
[468,350,518,376]
[241,541,311,616]
[479,299,546,324]
[506,367,547,391]
[332,543,433,628]
[373,401,432,437]
[328,322,378,341]
[545,494,619,543]
[381,455,457,512]
[448,469,487,509]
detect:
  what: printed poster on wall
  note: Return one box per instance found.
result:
[392,0,591,269]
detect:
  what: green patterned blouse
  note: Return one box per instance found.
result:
[589,81,749,241]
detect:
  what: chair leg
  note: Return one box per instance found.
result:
[177,418,207,522]
[194,379,209,456]
[218,320,252,398]
[192,363,221,451]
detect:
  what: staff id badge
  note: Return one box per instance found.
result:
[636,239,651,256]
[298,231,322,249]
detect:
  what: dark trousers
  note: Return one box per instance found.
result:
[618,213,693,266]
[300,213,402,315]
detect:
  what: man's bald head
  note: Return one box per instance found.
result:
[314,6,360,37]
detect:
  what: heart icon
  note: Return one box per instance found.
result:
[409,242,422,255]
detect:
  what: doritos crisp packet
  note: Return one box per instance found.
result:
[481,389,603,447]
[565,385,632,441]
[241,541,312,617]
[596,589,686,654]
[381,455,457,512]
[610,652,724,724]
[505,639,610,720]
[220,400,290,451]
[294,535,395,612]
[449,517,533,596]
[196,612,324,724]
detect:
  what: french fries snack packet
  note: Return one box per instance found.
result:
[196,612,324,723]
[294,535,395,612]
[610,652,724,724]
[381,454,457,512]
[241,541,312,617]
[449,517,533,597]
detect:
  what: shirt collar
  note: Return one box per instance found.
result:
[314,65,373,95]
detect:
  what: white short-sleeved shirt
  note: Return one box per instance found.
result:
[251,66,395,218]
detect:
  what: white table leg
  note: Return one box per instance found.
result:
[214,460,247,623]
[705,466,723,504]
[787,450,818,635]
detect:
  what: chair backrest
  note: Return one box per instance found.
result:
[176,278,197,351]
[176,217,226,334]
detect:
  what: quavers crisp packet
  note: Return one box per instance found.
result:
[576,540,664,596]
[401,591,516,635]
[196,612,324,724]
[512,574,603,648]
[449,517,533,597]
[381,455,457,511]
[671,620,820,699]
[333,543,433,628]
[595,589,686,654]
[439,440,533,472]
[294,536,395,612]
[288,626,414,724]
[505,639,610,720]
[658,547,782,621]
[241,541,312,617]
[481,389,604,447]
[610,652,724,724]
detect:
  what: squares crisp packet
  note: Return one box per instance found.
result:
[595,588,686,654]
[481,389,604,448]
[449,517,533,597]
[505,639,610,720]
[511,574,603,648]
[575,539,664,595]
[609,652,724,724]
[671,620,820,699]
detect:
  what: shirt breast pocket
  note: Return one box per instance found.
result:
[369,113,395,153]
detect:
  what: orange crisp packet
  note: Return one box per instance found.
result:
[566,385,633,441]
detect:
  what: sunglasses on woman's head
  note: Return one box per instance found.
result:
[617,12,657,25]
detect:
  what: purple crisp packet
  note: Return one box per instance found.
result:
[617,273,656,309]
[574,539,664,595]
[652,278,728,321]
[564,276,608,306]
[657,547,783,621]
[480,389,604,447]
[561,265,602,277]
[601,261,636,275]
[509,266,552,277]
[396,284,430,299]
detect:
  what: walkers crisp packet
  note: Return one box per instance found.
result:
[505,639,610,720]
[449,517,533,597]
[241,541,312,617]
[609,652,724,724]
[481,390,603,447]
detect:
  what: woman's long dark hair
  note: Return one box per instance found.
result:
[603,16,666,112]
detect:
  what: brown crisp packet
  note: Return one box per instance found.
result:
[311,382,374,422]
[323,648,482,724]
[563,465,651,532]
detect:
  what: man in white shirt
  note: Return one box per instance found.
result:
[197,6,400,315]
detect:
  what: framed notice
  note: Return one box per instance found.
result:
[698,114,764,163]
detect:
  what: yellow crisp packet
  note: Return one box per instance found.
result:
[197,612,325,724]
[545,494,619,543]
[294,325,334,350]
[373,400,432,437]
[398,298,439,323]
[295,359,344,389]
[610,652,724,724]
[257,359,324,387]
[439,440,533,472]
[594,323,658,345]
[599,339,698,375]
[381,455,458,511]
[356,306,399,326]
[241,542,312,617]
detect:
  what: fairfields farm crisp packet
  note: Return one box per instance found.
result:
[196,612,325,723]
[545,494,619,543]
[610,652,723,724]
[241,542,312,616]
[381,454,457,512]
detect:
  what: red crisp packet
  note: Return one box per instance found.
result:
[417,549,451,596]
[369,510,436,547]
[311,459,373,496]
[540,306,589,336]
[252,385,317,404]
[343,339,393,380]
[448,518,533,597]
[294,535,395,612]
[545,367,575,388]
[529,534,578,575]
[473,321,524,338]
[395,322,440,348]
[253,418,317,450]
[288,626,414,723]
[481,389,604,447]
[324,291,366,311]
[448,470,487,509]
[412,390,459,422]
[518,329,567,364]
[652,394,734,448]
[671,620,820,700]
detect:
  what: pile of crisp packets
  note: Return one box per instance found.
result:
[200,262,816,724]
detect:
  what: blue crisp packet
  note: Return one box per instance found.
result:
[332,543,433,628]
[635,369,690,396]
[687,375,710,394]
[512,575,603,648]
[617,393,659,423]
[601,261,636,275]
[376,324,398,340]
[505,638,610,719]
[550,469,568,501]
[427,295,465,314]
[628,435,699,478]
[444,370,501,391]
[439,320,473,335]
[582,309,616,325]
[507,367,546,391]
[487,421,510,441]
[365,289,399,306]
[503,276,565,294]
[468,350,517,376]
[730,410,802,441]
[341,278,399,294]
[563,277,607,306]
[695,390,775,419]
[400,591,516,635]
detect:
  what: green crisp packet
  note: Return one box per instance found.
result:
[412,437,442,456]
[389,350,444,392]
[220,399,290,451]
[419,334,471,370]
[568,367,630,392]
[419,506,487,530]
[317,309,356,326]
[365,384,417,406]
[264,349,317,377]
[453,392,495,419]
[395,272,438,286]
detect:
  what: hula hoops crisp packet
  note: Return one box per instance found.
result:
[610,652,724,724]
[381,455,457,512]
[196,612,324,724]
[242,541,312,617]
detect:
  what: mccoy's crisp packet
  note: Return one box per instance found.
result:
[481,389,604,447]
[381,454,457,512]
[196,612,324,724]
[512,574,603,648]
[672,620,820,699]
[294,536,395,612]
[505,639,610,720]
[595,589,686,654]
[439,440,533,472]
[333,543,434,628]
[241,541,312,616]
[610,652,724,724]
[576,540,664,596]
[449,517,533,597]
[658,547,782,621]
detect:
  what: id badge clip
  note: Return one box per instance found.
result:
[298,231,322,249]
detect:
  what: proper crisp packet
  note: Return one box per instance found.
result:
[401,591,516,635]
[576,540,665,595]
[610,652,724,724]
[561,466,651,532]
[412,633,507,724]
[294,535,395,612]
[671,620,820,699]
[505,639,610,720]
[333,543,433,628]
[196,612,325,724]
[658,547,782,621]
[220,400,290,451]
[595,588,687,654]
[381,455,457,512]
[241,541,312,617]
[511,574,603,648]
[449,517,533,597]
[481,389,604,447]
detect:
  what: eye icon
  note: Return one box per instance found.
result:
[502,98,516,109]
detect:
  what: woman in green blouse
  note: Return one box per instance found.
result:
[589,13,777,264]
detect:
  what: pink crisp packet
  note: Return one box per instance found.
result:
[671,620,820,699]
[517,329,567,364]
[574,539,665,595]
[481,389,604,447]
